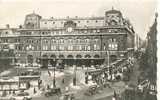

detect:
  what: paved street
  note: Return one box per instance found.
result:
[0,67,126,100]
[126,59,140,86]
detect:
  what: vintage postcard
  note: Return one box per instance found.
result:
[0,0,158,100]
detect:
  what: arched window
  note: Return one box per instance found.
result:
[59,39,64,43]
[52,39,56,43]
[76,55,82,58]
[94,55,100,58]
[68,39,72,43]
[85,55,91,58]
[59,55,65,58]
[110,20,117,25]
[43,39,48,44]
[67,55,73,58]
[85,38,89,43]
[76,39,80,43]
[94,39,99,43]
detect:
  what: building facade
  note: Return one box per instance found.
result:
[0,8,135,68]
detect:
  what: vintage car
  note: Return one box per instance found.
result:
[63,91,75,100]
[148,84,157,95]
[137,80,149,92]
[10,92,32,100]
[84,85,98,96]
[44,87,61,97]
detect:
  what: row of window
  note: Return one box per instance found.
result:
[0,38,116,44]
[0,39,20,43]
[25,45,101,51]
[44,20,100,25]
[21,29,123,35]
[24,43,118,51]
[25,38,100,44]
[0,45,21,50]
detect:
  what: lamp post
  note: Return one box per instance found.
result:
[107,50,110,67]
[53,58,56,88]
[85,58,89,84]
[73,58,76,86]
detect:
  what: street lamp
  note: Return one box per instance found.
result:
[85,58,89,84]
[107,50,110,67]
[73,58,76,86]
[53,58,56,88]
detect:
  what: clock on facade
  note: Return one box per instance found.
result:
[67,27,73,32]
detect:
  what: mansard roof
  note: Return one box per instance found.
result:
[26,12,42,18]
[105,8,122,15]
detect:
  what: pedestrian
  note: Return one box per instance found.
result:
[12,90,15,95]
[27,81,30,89]
[48,70,51,76]
[33,87,36,94]
[70,94,75,100]
[65,86,69,92]
[47,84,50,90]
[112,91,117,100]
[62,78,65,84]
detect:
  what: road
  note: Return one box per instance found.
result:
[0,67,125,100]
[32,95,113,100]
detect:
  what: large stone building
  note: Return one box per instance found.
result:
[0,8,135,68]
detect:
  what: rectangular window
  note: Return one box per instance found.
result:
[79,45,82,50]
[59,46,65,50]
[108,43,118,50]
[51,45,56,50]
[87,46,91,51]
[43,46,48,50]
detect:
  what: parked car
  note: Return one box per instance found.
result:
[63,92,75,100]
[149,84,157,95]
[44,87,61,97]
[84,85,98,96]
[10,92,32,100]
[137,80,149,92]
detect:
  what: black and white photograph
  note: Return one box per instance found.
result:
[0,0,158,100]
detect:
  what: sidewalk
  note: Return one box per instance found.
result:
[24,87,42,97]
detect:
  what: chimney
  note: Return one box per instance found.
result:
[6,24,10,29]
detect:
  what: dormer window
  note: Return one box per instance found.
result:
[110,20,117,25]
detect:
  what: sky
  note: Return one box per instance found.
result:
[0,0,157,39]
